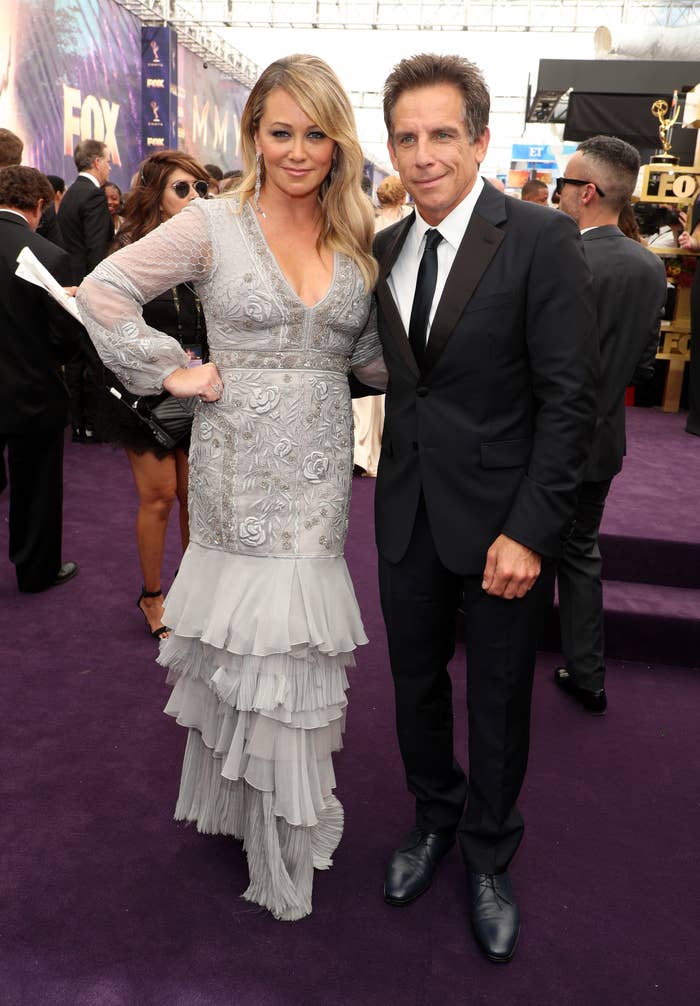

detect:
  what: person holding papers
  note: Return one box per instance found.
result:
[0,166,84,592]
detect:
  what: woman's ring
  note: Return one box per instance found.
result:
[212,382,222,393]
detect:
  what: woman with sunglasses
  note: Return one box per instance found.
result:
[95,150,210,639]
[77,56,385,920]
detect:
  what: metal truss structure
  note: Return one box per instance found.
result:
[172,1,700,32]
[113,1,700,90]
[113,0,260,84]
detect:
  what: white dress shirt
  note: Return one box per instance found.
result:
[78,171,101,187]
[387,175,484,345]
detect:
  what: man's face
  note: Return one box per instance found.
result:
[387,83,489,226]
[94,149,111,185]
[557,151,588,225]
[526,187,549,206]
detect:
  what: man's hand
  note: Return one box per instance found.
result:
[163,361,223,402]
[481,534,541,599]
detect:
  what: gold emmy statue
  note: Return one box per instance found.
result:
[650,94,680,165]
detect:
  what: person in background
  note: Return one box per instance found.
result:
[375,175,410,230]
[0,126,23,167]
[679,201,700,435]
[103,181,124,235]
[57,139,113,443]
[521,178,549,205]
[617,202,644,244]
[46,174,65,211]
[95,150,210,640]
[204,163,223,195]
[219,169,242,193]
[352,175,409,477]
[554,135,667,713]
[0,166,83,591]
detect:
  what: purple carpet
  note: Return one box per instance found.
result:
[1,421,699,1005]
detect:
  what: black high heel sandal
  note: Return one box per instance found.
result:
[136,586,169,640]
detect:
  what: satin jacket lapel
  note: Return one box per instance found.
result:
[375,212,419,377]
[422,184,507,375]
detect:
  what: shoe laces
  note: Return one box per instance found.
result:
[473,873,513,908]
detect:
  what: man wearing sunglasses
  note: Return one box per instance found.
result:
[554,135,667,714]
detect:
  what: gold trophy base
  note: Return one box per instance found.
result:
[650,152,680,166]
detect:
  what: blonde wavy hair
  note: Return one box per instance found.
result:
[235,54,378,292]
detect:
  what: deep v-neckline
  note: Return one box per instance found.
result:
[246,201,337,311]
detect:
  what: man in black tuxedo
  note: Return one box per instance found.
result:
[554,136,667,714]
[57,139,113,442]
[0,167,83,591]
[373,54,598,962]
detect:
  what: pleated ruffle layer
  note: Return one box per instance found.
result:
[158,542,367,920]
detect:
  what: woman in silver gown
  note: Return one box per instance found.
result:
[77,55,386,920]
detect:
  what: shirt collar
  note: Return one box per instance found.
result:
[78,171,101,187]
[412,174,485,254]
[0,208,31,223]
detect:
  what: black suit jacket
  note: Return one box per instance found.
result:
[373,182,599,574]
[56,175,113,283]
[581,226,667,481]
[0,211,84,434]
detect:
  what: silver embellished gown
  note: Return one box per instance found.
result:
[76,197,385,920]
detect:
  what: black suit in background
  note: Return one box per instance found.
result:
[36,202,65,249]
[56,175,113,437]
[374,184,598,874]
[557,226,668,691]
[0,211,84,591]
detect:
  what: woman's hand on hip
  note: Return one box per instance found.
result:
[163,361,223,401]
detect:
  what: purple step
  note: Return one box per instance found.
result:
[600,533,700,589]
[540,579,700,668]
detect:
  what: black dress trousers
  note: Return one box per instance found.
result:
[6,426,65,592]
[379,495,555,875]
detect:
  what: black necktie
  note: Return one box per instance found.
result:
[408,228,443,369]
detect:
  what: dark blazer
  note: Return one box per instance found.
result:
[56,175,113,283]
[0,211,84,434]
[36,203,65,249]
[581,226,667,481]
[373,182,599,574]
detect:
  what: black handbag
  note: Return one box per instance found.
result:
[108,387,197,451]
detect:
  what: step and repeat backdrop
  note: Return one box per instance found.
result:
[0,0,250,190]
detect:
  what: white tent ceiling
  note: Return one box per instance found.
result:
[115,1,700,173]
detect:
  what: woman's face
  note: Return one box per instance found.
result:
[254,87,336,204]
[104,185,121,216]
[159,169,207,220]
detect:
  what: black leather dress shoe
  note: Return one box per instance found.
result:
[469,871,520,963]
[53,561,79,587]
[384,828,454,906]
[554,667,607,714]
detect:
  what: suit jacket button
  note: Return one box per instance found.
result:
[416,386,428,397]
[412,441,418,451]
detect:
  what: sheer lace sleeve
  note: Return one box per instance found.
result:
[350,296,387,389]
[75,201,215,395]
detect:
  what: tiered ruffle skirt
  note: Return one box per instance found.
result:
[158,542,367,920]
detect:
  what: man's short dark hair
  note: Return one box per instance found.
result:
[383,53,490,143]
[0,127,24,167]
[74,139,107,172]
[577,135,641,212]
[521,179,548,200]
[204,163,224,180]
[46,174,65,194]
[0,165,54,210]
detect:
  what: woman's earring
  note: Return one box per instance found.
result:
[254,153,266,217]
